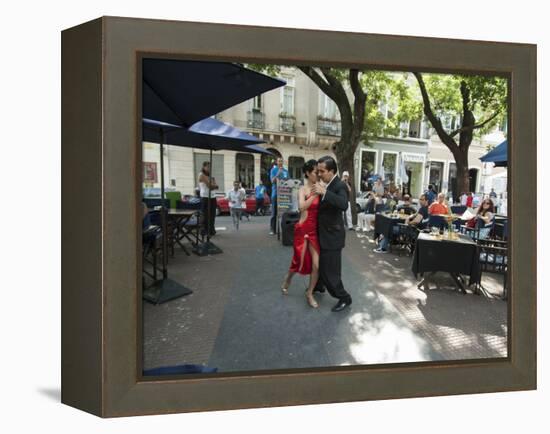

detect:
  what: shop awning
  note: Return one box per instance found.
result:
[480,140,507,167]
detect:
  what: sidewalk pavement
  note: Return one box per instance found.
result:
[143,216,507,372]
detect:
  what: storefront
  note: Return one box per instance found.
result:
[401,152,426,198]
[356,139,429,197]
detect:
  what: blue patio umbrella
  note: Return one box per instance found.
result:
[142,59,284,304]
[143,58,286,127]
[143,117,270,153]
[480,140,507,167]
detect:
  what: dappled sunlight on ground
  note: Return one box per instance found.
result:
[143,216,507,372]
[346,309,436,364]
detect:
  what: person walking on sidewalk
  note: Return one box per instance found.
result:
[341,170,354,230]
[254,180,266,215]
[227,181,246,230]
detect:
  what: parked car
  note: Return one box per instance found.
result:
[215,189,271,216]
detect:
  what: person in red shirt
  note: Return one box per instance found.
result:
[466,192,474,208]
[429,192,449,215]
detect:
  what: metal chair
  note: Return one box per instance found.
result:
[460,217,495,241]
[451,205,467,215]
[428,214,447,231]
[396,223,420,255]
[477,238,508,299]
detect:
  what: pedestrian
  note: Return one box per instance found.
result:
[341,170,353,230]
[254,180,266,215]
[269,157,289,235]
[311,156,353,312]
[425,184,437,205]
[489,188,497,199]
[238,182,251,221]
[198,161,218,236]
[227,181,246,230]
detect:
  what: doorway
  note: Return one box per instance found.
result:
[261,148,282,197]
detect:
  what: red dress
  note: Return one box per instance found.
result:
[289,194,321,275]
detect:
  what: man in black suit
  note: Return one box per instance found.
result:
[311,156,352,312]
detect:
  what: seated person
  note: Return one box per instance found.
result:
[357,192,380,232]
[374,194,429,253]
[428,192,449,215]
[474,198,495,227]
[404,194,430,229]
[396,194,417,215]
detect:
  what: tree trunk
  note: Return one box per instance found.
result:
[454,152,470,197]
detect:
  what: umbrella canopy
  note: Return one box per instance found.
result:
[143,117,271,154]
[480,140,507,167]
[143,58,286,127]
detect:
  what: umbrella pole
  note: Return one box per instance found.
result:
[160,130,168,278]
[143,128,193,304]
[207,148,212,246]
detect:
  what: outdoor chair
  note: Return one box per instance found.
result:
[460,217,495,241]
[492,219,508,241]
[149,208,178,257]
[451,205,467,215]
[375,203,386,214]
[428,214,447,231]
[142,223,163,287]
[477,238,508,299]
[143,198,170,209]
[176,198,201,210]
[397,206,417,215]
[395,223,420,255]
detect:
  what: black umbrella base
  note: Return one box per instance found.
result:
[193,240,223,256]
[143,278,193,305]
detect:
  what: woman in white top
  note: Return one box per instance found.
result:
[198,161,218,236]
[227,181,246,230]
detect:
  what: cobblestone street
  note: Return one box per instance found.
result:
[143,215,507,372]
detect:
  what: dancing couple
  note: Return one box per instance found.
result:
[281,156,353,312]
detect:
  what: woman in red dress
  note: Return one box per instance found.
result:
[281,159,321,308]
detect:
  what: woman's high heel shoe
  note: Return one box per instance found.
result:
[281,276,290,295]
[306,293,319,308]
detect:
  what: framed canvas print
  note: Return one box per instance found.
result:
[61,16,536,417]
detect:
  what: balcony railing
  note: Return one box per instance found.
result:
[247,110,265,129]
[279,114,296,133]
[317,118,341,136]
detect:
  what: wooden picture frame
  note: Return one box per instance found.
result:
[61,16,536,417]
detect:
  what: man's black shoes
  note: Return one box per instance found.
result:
[331,298,352,312]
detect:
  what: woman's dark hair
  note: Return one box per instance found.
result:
[317,155,338,174]
[477,198,495,215]
[302,159,318,176]
[201,161,210,175]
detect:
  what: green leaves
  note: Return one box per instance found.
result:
[418,73,507,137]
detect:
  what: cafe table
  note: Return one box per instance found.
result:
[411,232,481,294]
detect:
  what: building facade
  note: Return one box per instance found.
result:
[142,67,507,199]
